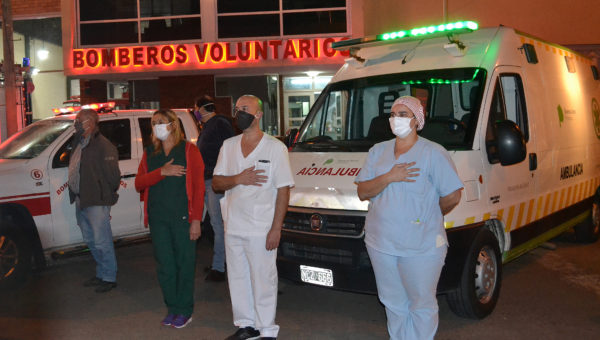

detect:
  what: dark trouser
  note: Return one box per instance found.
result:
[150,218,197,316]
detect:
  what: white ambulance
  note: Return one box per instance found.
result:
[277,21,600,318]
[0,105,199,288]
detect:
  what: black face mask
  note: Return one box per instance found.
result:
[235,110,255,130]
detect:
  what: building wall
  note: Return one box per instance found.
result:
[0,0,60,17]
[362,0,599,45]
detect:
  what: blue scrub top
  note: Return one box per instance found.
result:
[355,137,463,257]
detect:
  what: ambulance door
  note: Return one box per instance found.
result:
[481,66,537,233]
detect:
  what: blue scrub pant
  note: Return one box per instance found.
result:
[205,178,226,272]
[367,245,447,340]
[75,202,117,283]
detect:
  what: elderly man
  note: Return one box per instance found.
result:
[356,96,463,340]
[68,109,121,293]
[213,95,294,340]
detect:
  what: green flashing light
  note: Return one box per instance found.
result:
[378,20,478,43]
[333,20,478,50]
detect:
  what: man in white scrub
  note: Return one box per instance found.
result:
[213,95,294,340]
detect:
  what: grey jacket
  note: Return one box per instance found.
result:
[69,131,121,208]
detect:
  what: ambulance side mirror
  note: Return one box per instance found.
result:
[489,120,527,166]
[285,128,299,148]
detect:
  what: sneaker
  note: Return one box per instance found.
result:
[205,269,226,282]
[172,315,192,329]
[83,277,103,287]
[94,280,117,293]
[161,314,176,326]
[225,326,260,340]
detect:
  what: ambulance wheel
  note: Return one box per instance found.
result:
[574,202,599,243]
[446,228,502,319]
[0,223,32,289]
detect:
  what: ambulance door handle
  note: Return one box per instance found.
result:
[529,153,537,171]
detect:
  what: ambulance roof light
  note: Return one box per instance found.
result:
[332,20,479,50]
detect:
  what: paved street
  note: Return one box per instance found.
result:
[1,230,599,340]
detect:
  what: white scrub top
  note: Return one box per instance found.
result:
[214,134,294,236]
[355,137,463,256]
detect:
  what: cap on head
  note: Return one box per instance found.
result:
[391,96,425,130]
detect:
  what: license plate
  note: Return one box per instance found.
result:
[300,265,333,287]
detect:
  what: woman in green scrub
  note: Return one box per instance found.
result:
[135,109,205,329]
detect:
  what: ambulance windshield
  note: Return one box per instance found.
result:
[294,68,486,152]
[0,120,72,159]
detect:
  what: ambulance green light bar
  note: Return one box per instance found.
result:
[332,20,478,50]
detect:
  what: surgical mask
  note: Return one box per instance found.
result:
[153,122,171,141]
[235,110,256,131]
[389,117,414,138]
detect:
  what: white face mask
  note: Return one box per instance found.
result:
[389,117,414,138]
[153,122,171,141]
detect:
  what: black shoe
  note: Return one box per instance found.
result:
[225,326,260,340]
[203,266,212,273]
[95,280,117,293]
[205,269,226,282]
[83,277,103,287]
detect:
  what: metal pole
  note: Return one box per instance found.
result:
[2,0,18,141]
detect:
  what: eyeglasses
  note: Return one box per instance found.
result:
[390,110,414,118]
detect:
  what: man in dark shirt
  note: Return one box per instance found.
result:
[195,95,235,281]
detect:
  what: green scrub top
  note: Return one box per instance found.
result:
[147,142,188,225]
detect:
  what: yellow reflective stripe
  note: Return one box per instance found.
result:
[525,199,535,224]
[559,188,566,210]
[497,209,504,221]
[483,213,491,221]
[444,221,454,229]
[535,196,544,220]
[516,202,527,229]
[543,193,552,216]
[465,216,475,224]
[505,205,516,232]
[572,184,578,204]
[551,191,559,213]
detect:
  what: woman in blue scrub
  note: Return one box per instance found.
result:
[356,96,463,340]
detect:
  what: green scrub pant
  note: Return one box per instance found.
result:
[150,218,197,316]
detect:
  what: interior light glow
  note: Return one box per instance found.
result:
[37,49,49,60]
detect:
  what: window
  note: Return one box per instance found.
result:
[78,0,201,46]
[485,74,529,164]
[294,68,486,152]
[217,0,347,39]
[53,119,131,168]
[486,74,529,142]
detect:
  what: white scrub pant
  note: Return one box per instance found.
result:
[225,232,279,338]
[367,245,447,340]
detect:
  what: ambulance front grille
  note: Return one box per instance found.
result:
[283,211,364,236]
[281,242,353,265]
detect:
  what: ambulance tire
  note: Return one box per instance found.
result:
[446,228,502,319]
[574,202,599,243]
[0,223,32,289]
